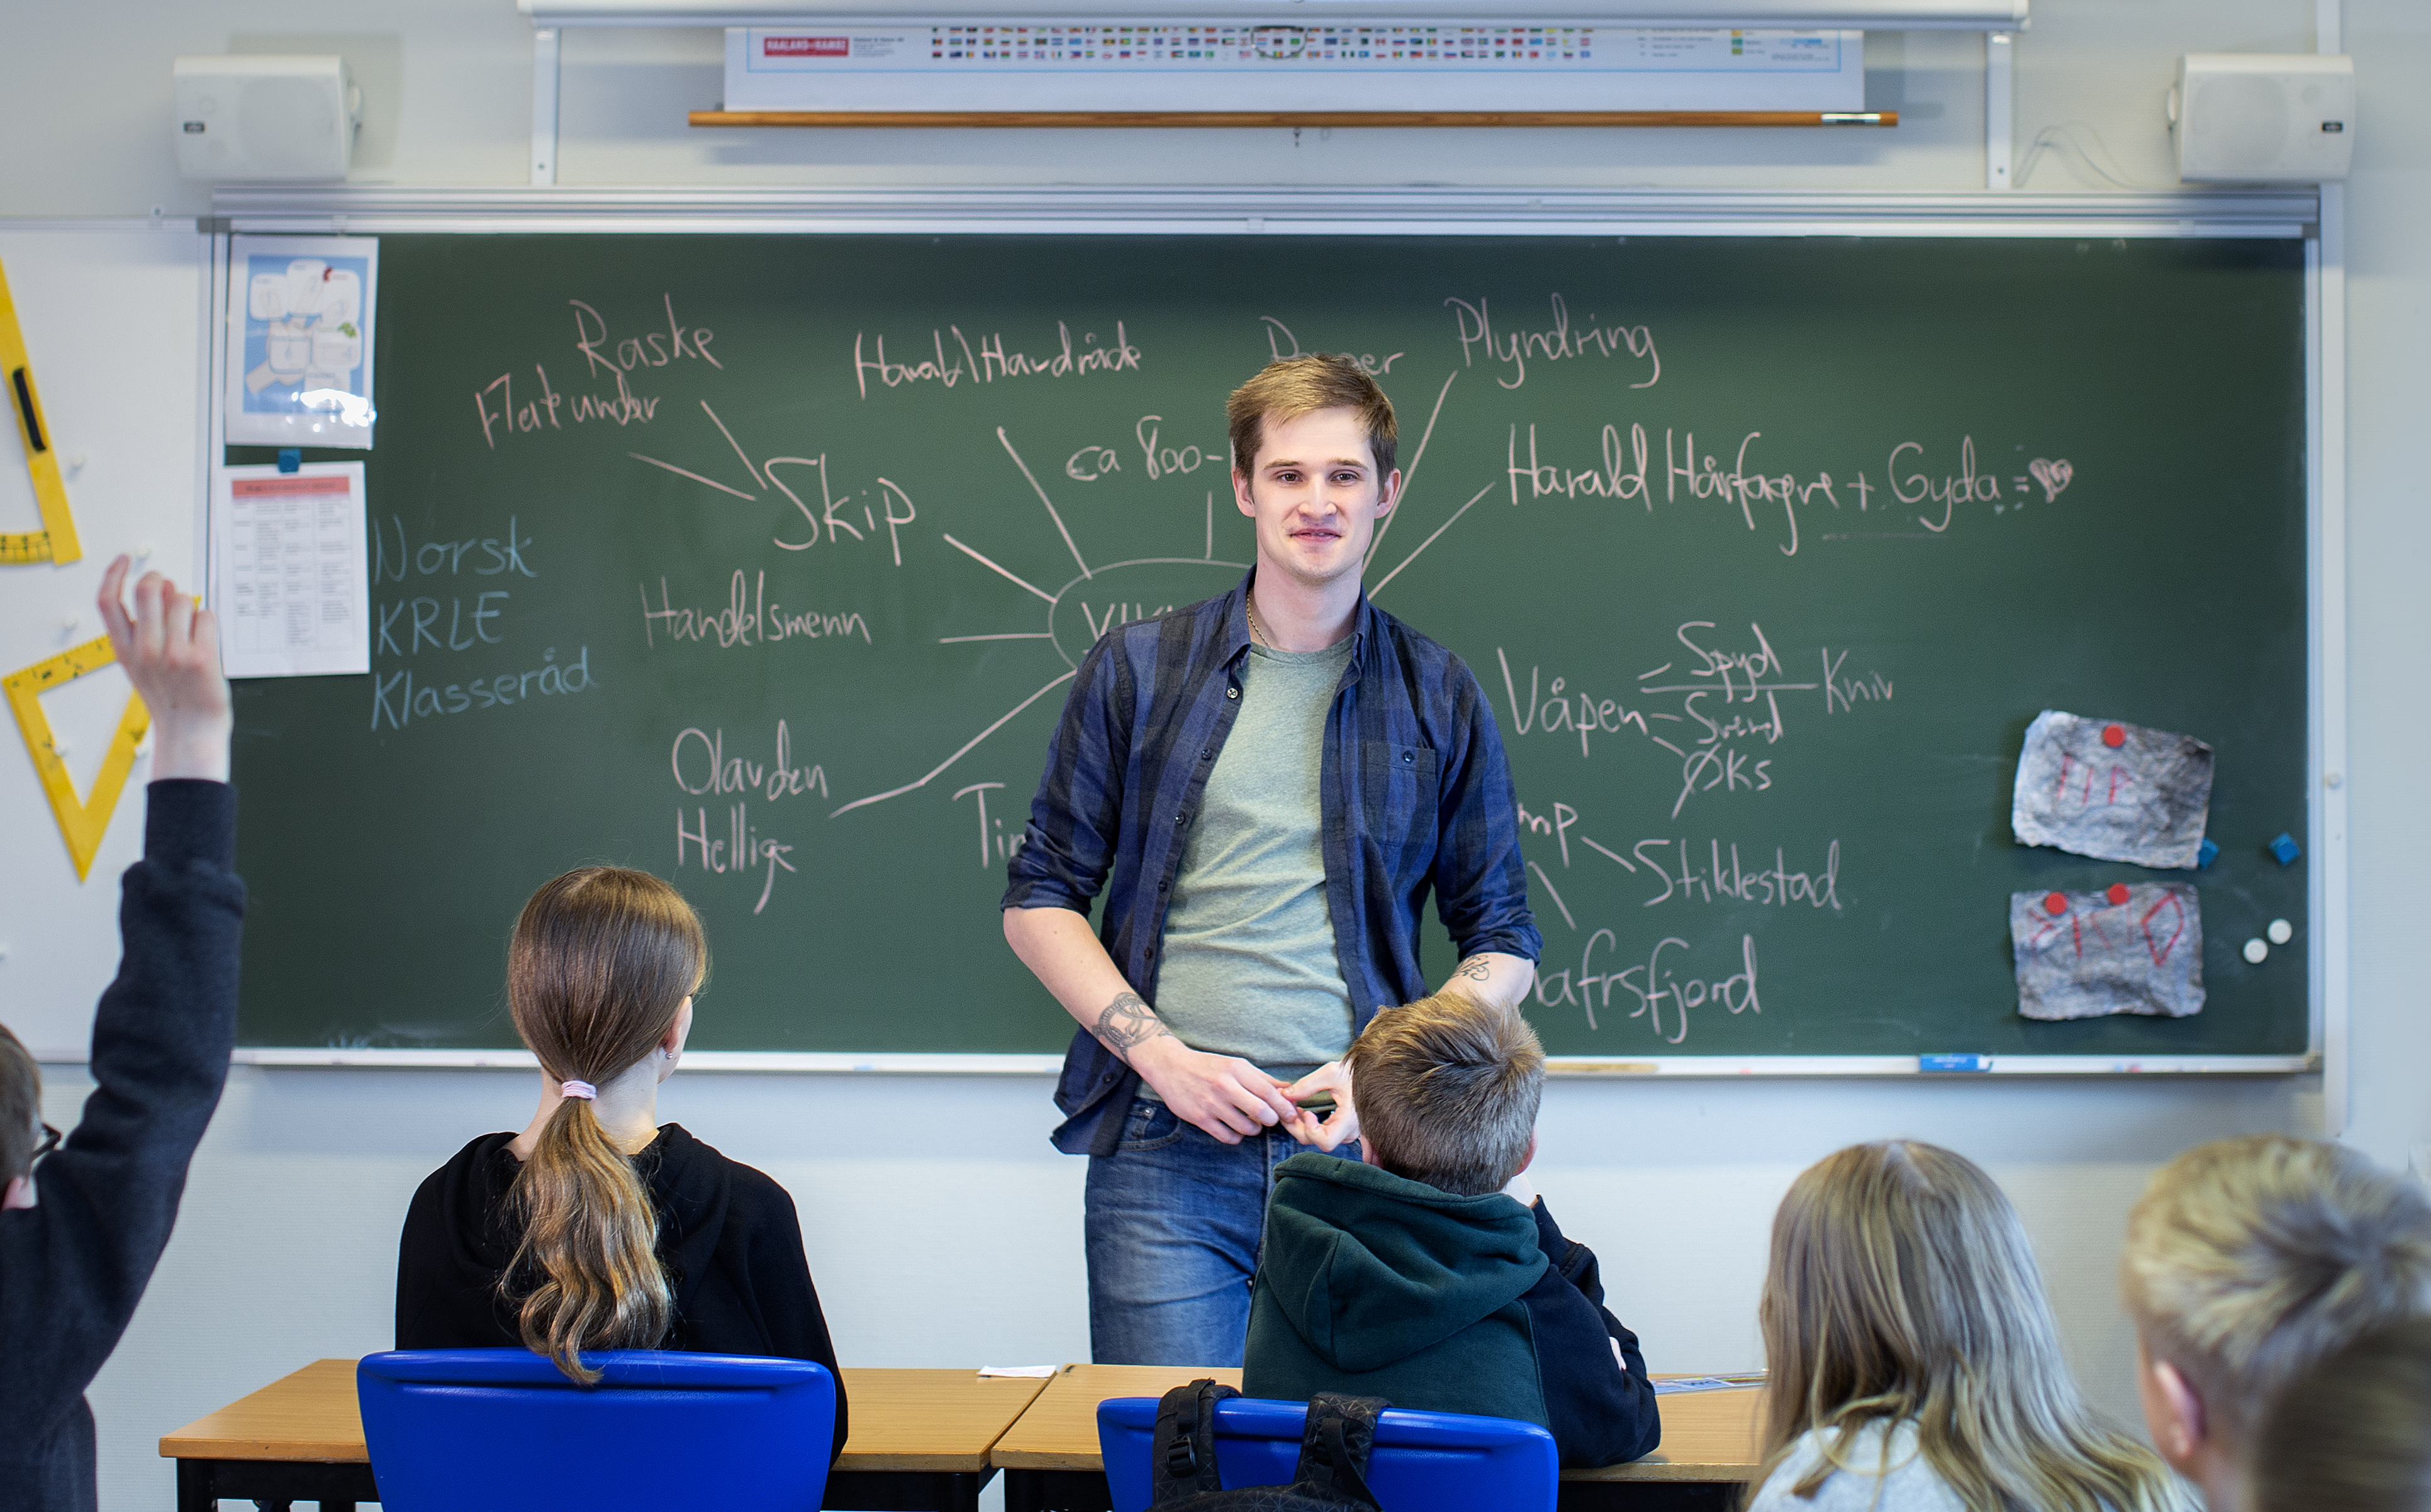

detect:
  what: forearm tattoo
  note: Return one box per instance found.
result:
[1451,957,1493,984]
[1093,991,1174,1065]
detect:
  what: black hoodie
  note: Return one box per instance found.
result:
[395,1123,848,1463]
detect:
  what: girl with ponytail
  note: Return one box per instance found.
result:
[394,867,847,1461]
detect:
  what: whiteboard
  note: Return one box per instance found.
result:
[0,224,209,1061]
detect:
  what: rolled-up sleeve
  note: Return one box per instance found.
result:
[1003,637,1129,914]
[1429,671,1541,964]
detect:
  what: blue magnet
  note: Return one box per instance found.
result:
[2196,838,2219,869]
[2269,832,2301,866]
[277,447,301,474]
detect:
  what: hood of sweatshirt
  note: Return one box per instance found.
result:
[1259,1153,1548,1374]
[435,1122,733,1316]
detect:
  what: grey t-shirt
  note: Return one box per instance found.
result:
[1746,1422,1966,1512]
[1140,637,1357,1096]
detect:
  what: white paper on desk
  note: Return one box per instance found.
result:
[212,463,370,678]
[1652,1377,1763,1396]
[224,235,379,448]
[978,1365,1057,1379]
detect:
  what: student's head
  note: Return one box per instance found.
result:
[1345,991,1540,1198]
[2254,1317,2431,1512]
[1227,355,1400,592]
[1,1024,40,1211]
[2120,1135,2431,1489]
[1758,1141,2184,1512]
[503,865,708,1382]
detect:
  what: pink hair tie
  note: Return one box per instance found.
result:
[559,1080,598,1101]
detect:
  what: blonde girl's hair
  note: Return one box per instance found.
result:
[502,866,707,1384]
[1755,1141,2191,1512]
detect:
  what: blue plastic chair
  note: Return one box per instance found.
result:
[1098,1392,1559,1512]
[357,1348,835,1511]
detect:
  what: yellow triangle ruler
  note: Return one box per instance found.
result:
[4,636,148,881]
[0,253,82,565]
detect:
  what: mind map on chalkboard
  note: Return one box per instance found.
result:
[224,233,2311,1062]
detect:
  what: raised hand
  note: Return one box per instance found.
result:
[96,555,232,783]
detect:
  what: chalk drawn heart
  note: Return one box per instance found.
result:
[2028,458,2073,503]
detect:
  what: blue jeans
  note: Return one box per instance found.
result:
[1085,1098,1360,1366]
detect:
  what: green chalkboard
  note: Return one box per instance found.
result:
[228,231,2311,1062]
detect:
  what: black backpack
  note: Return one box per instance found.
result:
[1146,1378,1389,1511]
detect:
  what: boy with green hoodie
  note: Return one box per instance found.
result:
[1243,992,1661,1467]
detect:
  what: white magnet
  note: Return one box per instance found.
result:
[2242,938,2269,964]
[2267,918,2293,945]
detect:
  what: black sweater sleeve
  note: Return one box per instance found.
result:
[1519,1198,1662,1469]
[0,781,243,1510]
[739,1175,851,1466]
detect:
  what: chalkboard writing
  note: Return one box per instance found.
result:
[229,232,2309,1060]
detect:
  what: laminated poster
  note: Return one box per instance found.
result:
[223,235,377,448]
[2011,709,2213,869]
[2010,883,2205,1021]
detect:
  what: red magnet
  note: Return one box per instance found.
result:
[2044,891,2069,916]
[2101,723,2126,748]
[2106,882,2131,905]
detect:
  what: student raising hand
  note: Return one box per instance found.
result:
[96,554,231,784]
[3,558,245,1512]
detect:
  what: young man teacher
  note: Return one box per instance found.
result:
[1002,354,1541,1365]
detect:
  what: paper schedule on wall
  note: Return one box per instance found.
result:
[212,463,369,678]
[223,235,378,448]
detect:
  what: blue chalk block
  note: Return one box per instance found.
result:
[1920,1053,1991,1073]
[276,447,301,474]
[2197,838,2219,869]
[2269,832,2302,866]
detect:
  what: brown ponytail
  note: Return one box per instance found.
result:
[501,866,707,1383]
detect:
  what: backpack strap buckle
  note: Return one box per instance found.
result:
[1149,1377,1241,1504]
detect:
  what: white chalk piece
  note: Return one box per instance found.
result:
[2267,918,2294,945]
[2242,938,2269,964]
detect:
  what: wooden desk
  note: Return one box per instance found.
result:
[990,1364,1764,1512]
[159,1359,375,1512]
[158,1358,1049,1512]
[993,1365,1244,1512]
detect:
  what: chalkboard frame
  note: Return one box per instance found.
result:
[208,184,2339,1080]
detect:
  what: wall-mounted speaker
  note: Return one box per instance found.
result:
[2171,53,2354,184]
[174,55,361,183]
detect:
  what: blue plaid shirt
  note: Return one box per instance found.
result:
[1003,570,1541,1155]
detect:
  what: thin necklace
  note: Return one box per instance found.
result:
[1246,595,1271,648]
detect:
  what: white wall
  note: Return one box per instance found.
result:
[5,2,2426,1508]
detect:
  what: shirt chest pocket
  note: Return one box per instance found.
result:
[1356,740,1440,846]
